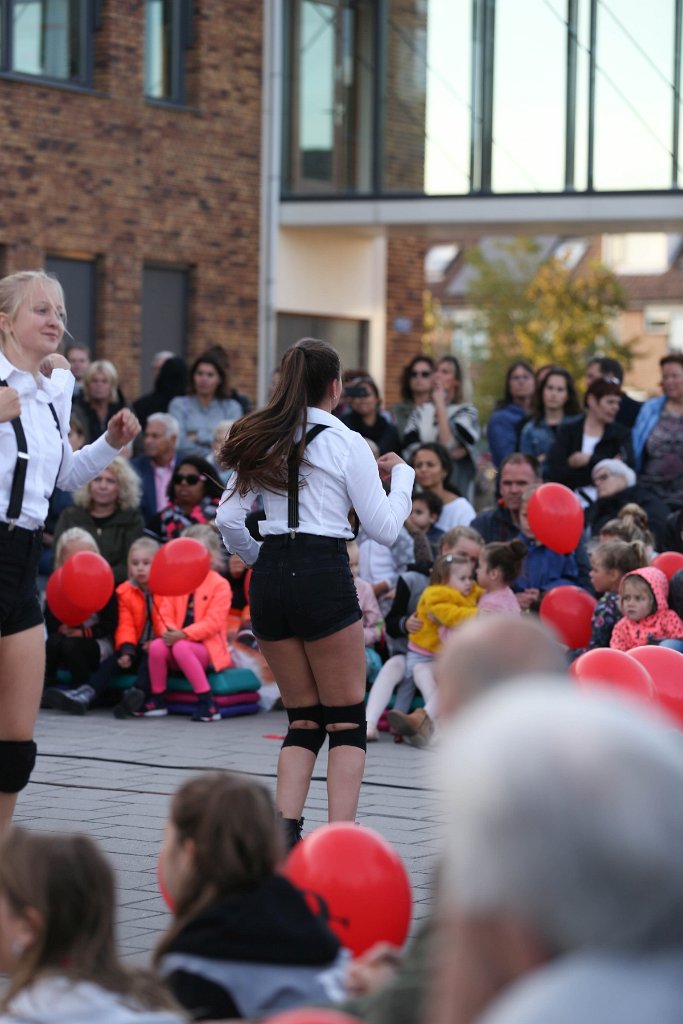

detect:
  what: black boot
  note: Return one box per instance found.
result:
[42,684,95,715]
[279,814,304,851]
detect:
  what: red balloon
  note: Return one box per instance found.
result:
[263,1011,364,1024]
[149,538,211,596]
[629,646,683,729]
[539,586,596,648]
[651,551,683,581]
[45,568,92,627]
[61,551,114,611]
[570,648,656,703]
[284,823,412,957]
[526,483,584,554]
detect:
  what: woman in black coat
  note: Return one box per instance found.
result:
[546,378,634,501]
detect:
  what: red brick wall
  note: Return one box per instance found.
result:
[384,236,429,404]
[0,1,262,401]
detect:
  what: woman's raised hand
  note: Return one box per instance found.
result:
[105,408,141,448]
[377,451,407,481]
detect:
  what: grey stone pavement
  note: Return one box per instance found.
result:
[15,706,442,965]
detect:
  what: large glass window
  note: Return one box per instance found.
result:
[144,0,191,103]
[277,312,367,369]
[284,0,376,194]
[3,0,92,84]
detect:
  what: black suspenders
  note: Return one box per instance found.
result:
[287,423,329,537]
[0,379,61,527]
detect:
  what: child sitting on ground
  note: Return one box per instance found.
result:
[0,828,183,1023]
[388,553,483,746]
[571,539,648,657]
[347,540,384,686]
[599,503,656,561]
[610,566,683,651]
[514,485,583,611]
[153,771,347,1021]
[133,525,232,722]
[407,490,443,560]
[42,528,117,713]
[477,540,526,615]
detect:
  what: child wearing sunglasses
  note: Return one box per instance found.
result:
[146,455,223,542]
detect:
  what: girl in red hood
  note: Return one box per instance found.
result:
[610,566,683,651]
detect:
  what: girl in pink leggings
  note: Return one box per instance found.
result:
[138,526,232,722]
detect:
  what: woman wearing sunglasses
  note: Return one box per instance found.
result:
[147,455,223,542]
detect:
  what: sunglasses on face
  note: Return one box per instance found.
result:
[411,370,432,378]
[173,473,205,486]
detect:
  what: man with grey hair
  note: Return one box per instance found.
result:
[433,684,683,1024]
[131,411,180,524]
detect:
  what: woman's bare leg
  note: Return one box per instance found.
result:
[259,620,367,822]
[0,626,45,833]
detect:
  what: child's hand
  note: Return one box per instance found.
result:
[516,588,540,610]
[58,624,82,637]
[117,654,133,669]
[405,613,422,633]
[163,628,186,645]
[345,942,403,997]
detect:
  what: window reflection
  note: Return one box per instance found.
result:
[12,0,84,82]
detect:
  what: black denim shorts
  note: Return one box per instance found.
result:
[249,534,362,642]
[0,525,44,636]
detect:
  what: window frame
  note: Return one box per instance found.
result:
[0,0,98,89]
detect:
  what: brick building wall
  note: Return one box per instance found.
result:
[0,1,262,403]
[384,235,429,404]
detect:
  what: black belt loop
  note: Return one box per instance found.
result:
[287,423,329,537]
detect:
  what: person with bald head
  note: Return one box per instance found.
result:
[334,614,565,1024]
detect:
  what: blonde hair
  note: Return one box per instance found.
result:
[182,522,225,571]
[127,537,159,567]
[83,359,120,403]
[73,457,141,512]
[54,527,100,568]
[592,539,647,577]
[600,503,654,551]
[0,828,178,1013]
[0,271,66,352]
[431,553,470,585]
[440,525,484,552]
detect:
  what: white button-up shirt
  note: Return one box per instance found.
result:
[216,407,415,565]
[0,352,121,531]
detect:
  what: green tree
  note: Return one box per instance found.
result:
[463,238,638,421]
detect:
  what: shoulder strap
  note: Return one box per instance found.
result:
[287,424,330,534]
[0,378,29,524]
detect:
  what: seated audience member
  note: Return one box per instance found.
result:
[546,376,635,504]
[206,418,235,487]
[131,525,231,722]
[146,455,223,542]
[153,771,347,1021]
[599,504,656,561]
[632,353,683,512]
[0,828,183,1022]
[412,443,475,532]
[570,539,648,658]
[584,355,642,428]
[584,458,669,550]
[477,540,526,616]
[513,485,585,611]
[74,359,127,443]
[53,457,145,585]
[609,566,683,651]
[168,350,245,459]
[520,366,580,473]
[64,341,90,398]
[132,355,188,433]
[42,529,117,711]
[335,615,565,1024]
[471,453,540,543]
[408,489,444,559]
[131,413,181,525]
[341,375,402,455]
[433,683,683,1024]
[486,361,535,470]
[347,540,384,685]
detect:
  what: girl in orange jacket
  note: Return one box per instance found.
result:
[140,527,232,722]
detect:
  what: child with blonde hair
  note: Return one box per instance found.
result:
[610,567,683,651]
[42,529,117,714]
[135,525,232,722]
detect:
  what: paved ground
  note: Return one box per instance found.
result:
[15,705,442,965]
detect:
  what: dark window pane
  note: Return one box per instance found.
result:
[141,266,187,393]
[45,255,95,353]
[277,313,367,370]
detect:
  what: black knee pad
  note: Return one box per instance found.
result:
[282,704,326,756]
[324,702,367,752]
[0,740,37,793]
